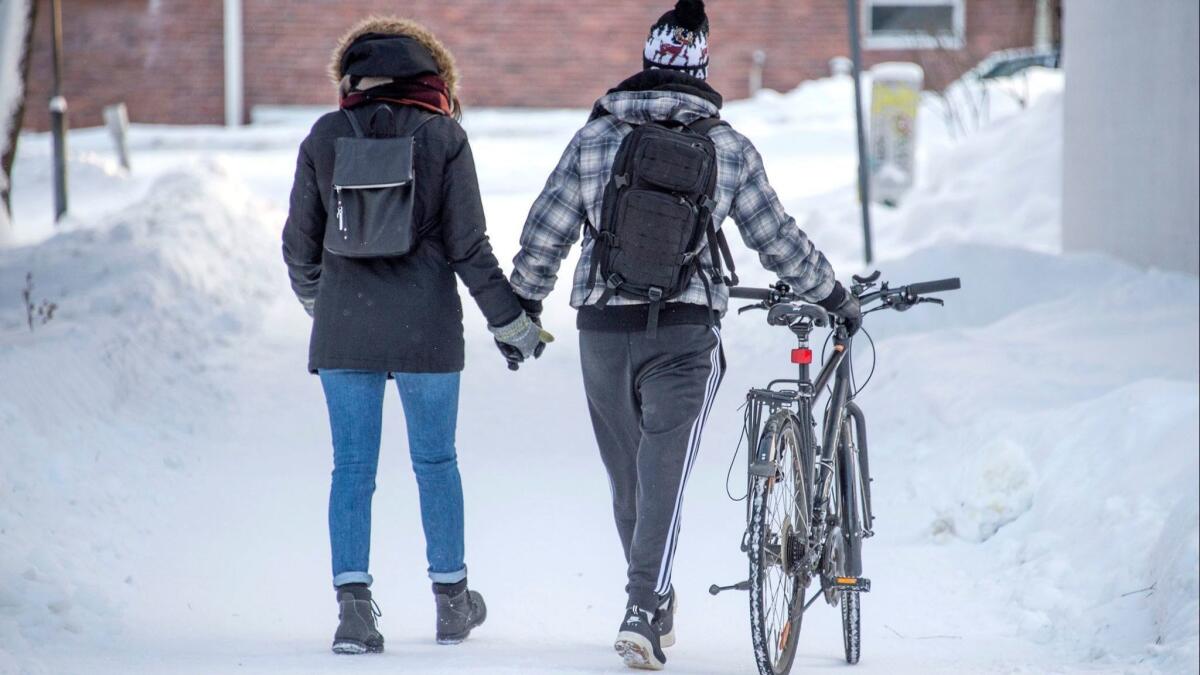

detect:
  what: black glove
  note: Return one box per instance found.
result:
[817,282,862,336]
[493,338,549,370]
[495,340,526,370]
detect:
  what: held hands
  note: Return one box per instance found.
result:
[489,311,554,371]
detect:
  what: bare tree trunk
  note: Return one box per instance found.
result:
[2,0,38,219]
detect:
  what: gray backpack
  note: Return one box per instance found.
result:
[323,104,435,258]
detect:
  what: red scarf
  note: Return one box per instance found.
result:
[340,74,452,117]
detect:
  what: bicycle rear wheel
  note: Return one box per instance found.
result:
[748,415,809,675]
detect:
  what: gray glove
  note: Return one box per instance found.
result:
[489,312,554,365]
[299,295,316,318]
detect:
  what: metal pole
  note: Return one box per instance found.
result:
[49,0,67,221]
[846,0,873,264]
[223,0,243,127]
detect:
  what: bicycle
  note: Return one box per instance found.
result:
[708,271,961,674]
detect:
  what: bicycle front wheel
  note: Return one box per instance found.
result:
[748,415,809,675]
[837,415,864,664]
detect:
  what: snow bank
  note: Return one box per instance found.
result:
[0,160,277,663]
[865,247,1199,670]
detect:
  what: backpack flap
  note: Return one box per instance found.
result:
[332,137,413,188]
[326,136,418,258]
[630,130,710,193]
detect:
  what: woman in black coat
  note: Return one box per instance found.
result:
[281,16,549,654]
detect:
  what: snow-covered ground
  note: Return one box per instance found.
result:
[1,72,1197,675]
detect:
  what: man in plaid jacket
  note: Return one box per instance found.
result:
[509,1,860,669]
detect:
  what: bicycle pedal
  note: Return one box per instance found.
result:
[831,576,871,592]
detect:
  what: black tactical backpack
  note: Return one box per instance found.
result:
[589,116,738,334]
[323,104,435,258]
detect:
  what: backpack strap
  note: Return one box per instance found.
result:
[342,108,366,138]
[706,222,739,287]
[344,103,439,139]
[404,111,439,137]
[688,116,740,288]
[687,116,727,135]
[645,286,664,339]
[595,272,622,308]
[698,270,716,329]
[585,216,605,291]
[716,227,739,286]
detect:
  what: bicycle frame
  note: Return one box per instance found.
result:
[741,324,870,579]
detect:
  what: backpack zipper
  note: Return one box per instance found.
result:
[335,187,345,235]
[337,181,409,189]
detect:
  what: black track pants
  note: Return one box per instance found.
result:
[580,324,725,609]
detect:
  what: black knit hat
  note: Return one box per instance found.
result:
[643,0,710,80]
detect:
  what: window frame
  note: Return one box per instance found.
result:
[862,0,967,51]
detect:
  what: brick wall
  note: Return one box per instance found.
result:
[24,0,1038,130]
[25,0,225,130]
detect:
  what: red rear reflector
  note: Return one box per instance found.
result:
[791,348,813,364]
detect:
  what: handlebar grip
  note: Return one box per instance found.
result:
[729,287,772,301]
[907,277,961,295]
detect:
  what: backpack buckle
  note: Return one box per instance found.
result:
[605,273,625,290]
[647,287,664,302]
[614,173,630,189]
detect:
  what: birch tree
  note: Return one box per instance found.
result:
[1,0,37,239]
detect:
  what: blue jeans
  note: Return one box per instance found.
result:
[320,369,467,587]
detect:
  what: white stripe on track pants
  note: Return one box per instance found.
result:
[580,324,724,609]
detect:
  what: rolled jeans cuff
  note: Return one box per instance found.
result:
[333,571,373,589]
[429,565,467,584]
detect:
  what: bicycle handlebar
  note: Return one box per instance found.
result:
[731,274,961,322]
[906,278,961,295]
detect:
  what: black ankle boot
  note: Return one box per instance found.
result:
[434,580,487,645]
[332,584,384,654]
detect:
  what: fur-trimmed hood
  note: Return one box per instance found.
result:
[329,16,459,99]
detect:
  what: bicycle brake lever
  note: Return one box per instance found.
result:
[738,303,765,315]
[918,297,945,306]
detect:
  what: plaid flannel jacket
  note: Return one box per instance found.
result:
[510,89,836,313]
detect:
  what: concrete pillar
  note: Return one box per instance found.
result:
[1062,0,1199,275]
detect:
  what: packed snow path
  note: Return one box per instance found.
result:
[2,74,1197,674]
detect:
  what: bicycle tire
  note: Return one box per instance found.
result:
[841,590,861,664]
[838,417,864,664]
[748,414,808,675]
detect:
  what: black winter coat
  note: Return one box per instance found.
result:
[281,105,522,373]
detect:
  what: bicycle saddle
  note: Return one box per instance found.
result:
[767,303,828,328]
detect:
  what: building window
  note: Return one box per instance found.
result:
[863,0,966,50]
